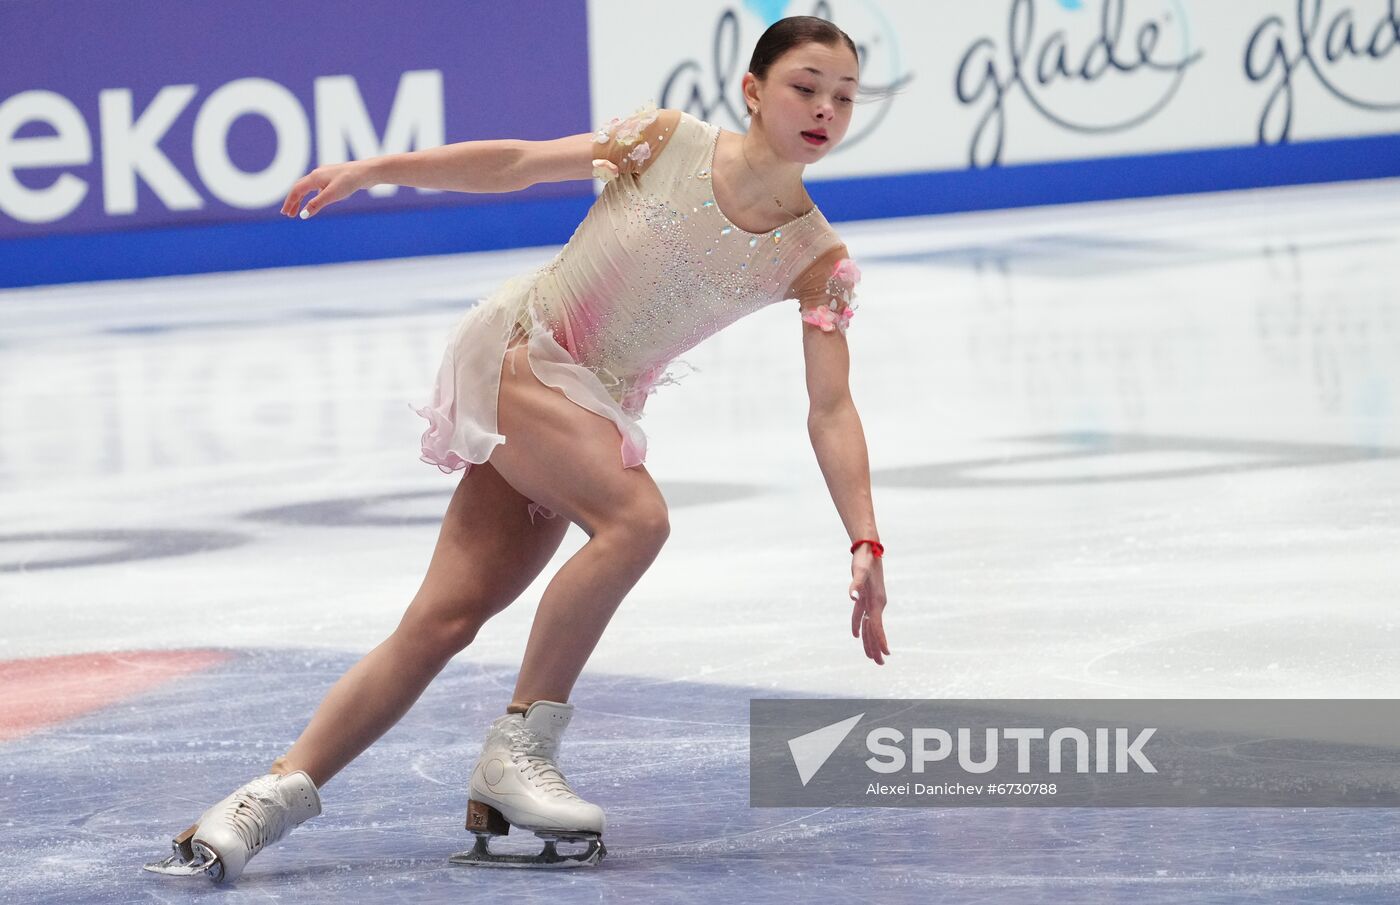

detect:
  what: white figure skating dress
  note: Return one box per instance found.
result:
[415,102,862,522]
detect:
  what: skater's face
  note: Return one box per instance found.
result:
[745,41,858,162]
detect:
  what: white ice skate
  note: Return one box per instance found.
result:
[450,700,607,868]
[144,770,322,883]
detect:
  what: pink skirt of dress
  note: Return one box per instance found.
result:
[414,270,649,525]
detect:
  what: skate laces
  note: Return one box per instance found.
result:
[217,776,292,854]
[501,722,579,799]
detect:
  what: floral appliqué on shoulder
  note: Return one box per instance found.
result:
[801,257,862,334]
[592,100,660,181]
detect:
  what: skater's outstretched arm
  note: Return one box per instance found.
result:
[279,105,681,219]
[279,138,540,219]
[789,245,890,666]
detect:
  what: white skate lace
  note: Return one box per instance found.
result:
[501,723,581,800]
[214,777,291,854]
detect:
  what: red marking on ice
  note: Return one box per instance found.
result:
[0,649,232,742]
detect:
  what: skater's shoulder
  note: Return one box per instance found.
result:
[591,102,687,182]
[785,231,861,310]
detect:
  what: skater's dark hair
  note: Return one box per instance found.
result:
[746,15,899,105]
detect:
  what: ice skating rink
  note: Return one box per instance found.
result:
[3,178,1399,903]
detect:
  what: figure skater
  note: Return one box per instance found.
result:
[147,14,888,880]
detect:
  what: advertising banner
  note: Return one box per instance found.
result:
[0,0,591,240]
[2,1,1397,286]
[592,0,1400,176]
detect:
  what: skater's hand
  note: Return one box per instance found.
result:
[281,160,374,219]
[849,548,889,665]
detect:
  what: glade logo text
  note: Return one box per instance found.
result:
[954,0,1202,167]
[1245,0,1400,143]
[788,714,1156,786]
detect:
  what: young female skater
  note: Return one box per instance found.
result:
[147,15,888,880]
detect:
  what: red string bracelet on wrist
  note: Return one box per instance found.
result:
[850,539,884,558]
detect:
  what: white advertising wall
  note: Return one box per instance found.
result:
[589,0,1400,177]
[3,0,1396,287]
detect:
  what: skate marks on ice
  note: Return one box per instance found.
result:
[0,480,762,575]
[232,431,1400,535]
[0,528,248,574]
[242,479,764,528]
[872,432,1400,489]
[871,230,1396,279]
[1,648,1398,903]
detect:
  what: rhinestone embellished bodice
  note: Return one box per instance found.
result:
[510,111,844,411]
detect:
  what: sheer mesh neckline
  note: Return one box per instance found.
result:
[707,124,820,237]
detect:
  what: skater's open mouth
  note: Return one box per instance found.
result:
[801,130,827,146]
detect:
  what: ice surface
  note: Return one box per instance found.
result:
[2,179,1399,902]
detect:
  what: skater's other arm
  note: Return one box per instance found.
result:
[280,107,681,218]
[792,244,861,416]
[798,249,873,545]
[790,245,890,665]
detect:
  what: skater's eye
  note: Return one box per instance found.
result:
[794,85,853,104]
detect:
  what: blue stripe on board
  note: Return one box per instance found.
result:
[3,131,1397,290]
[0,196,594,290]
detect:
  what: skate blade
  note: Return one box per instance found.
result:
[142,828,222,880]
[449,832,606,869]
[143,851,219,877]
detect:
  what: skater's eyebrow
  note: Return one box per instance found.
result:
[797,66,858,83]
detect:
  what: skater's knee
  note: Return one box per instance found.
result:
[597,497,669,556]
[395,601,492,661]
[629,497,670,547]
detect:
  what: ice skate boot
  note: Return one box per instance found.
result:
[144,770,321,883]
[450,700,607,868]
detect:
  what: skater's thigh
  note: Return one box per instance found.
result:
[490,343,667,537]
[412,459,571,619]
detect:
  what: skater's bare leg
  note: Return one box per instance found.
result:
[489,345,671,707]
[269,459,570,787]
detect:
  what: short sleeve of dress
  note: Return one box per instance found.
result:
[590,101,683,183]
[788,242,862,335]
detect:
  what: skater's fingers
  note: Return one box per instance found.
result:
[872,611,890,657]
[302,179,350,218]
[864,619,883,665]
[848,567,869,636]
[281,173,325,217]
[279,183,298,216]
[283,185,320,218]
[281,182,303,216]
